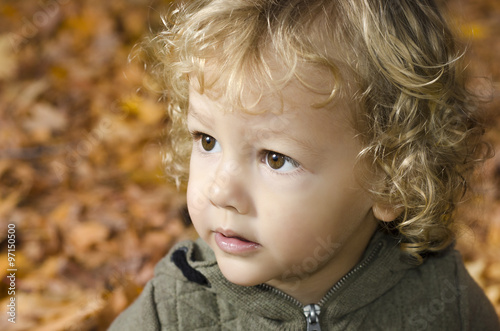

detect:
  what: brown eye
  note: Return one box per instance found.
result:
[264,151,300,172]
[201,134,216,151]
[266,152,285,169]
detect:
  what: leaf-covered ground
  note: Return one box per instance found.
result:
[0,0,499,329]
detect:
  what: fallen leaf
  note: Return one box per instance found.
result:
[68,221,110,252]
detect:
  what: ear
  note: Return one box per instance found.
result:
[372,203,403,223]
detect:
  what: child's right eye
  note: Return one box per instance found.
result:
[191,132,221,153]
[201,134,217,151]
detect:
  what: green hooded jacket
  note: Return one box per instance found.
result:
[109,230,499,330]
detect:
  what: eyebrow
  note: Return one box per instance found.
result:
[260,128,322,157]
[188,97,324,158]
[187,105,214,129]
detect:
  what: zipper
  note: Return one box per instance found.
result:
[317,241,383,306]
[304,304,321,331]
[259,240,384,330]
[256,286,322,331]
[259,283,303,307]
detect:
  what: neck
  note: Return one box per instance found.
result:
[266,223,377,305]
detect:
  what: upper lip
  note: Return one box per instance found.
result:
[214,228,258,243]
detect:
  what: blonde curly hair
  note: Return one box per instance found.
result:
[139,0,489,262]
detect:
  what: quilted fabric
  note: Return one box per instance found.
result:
[108,231,500,330]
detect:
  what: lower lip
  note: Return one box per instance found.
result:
[214,232,261,254]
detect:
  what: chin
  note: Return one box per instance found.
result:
[217,259,266,287]
[221,271,262,287]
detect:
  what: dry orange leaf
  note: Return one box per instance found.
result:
[68,221,110,252]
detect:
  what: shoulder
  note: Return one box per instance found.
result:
[389,247,499,330]
[107,279,161,330]
[108,239,220,331]
[434,249,500,330]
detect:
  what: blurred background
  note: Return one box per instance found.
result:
[0,0,498,330]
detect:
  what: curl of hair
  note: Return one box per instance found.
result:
[139,0,491,262]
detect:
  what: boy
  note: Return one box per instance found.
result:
[110,0,500,329]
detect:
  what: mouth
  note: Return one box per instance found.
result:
[216,228,254,242]
[213,228,261,254]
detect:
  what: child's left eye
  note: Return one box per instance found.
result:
[264,151,300,172]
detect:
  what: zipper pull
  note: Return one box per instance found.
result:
[303,304,321,331]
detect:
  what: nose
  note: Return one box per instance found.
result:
[207,160,249,214]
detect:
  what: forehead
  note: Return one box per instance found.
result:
[188,77,356,145]
[189,70,338,111]
[188,52,341,112]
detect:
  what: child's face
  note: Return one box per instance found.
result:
[186,77,378,302]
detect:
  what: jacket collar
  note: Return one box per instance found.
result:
[163,229,416,322]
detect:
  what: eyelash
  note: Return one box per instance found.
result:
[189,130,205,142]
[260,151,300,170]
[189,130,302,173]
[190,130,216,151]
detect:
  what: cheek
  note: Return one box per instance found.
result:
[258,182,370,248]
[259,195,325,250]
[186,157,210,220]
[186,179,212,241]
